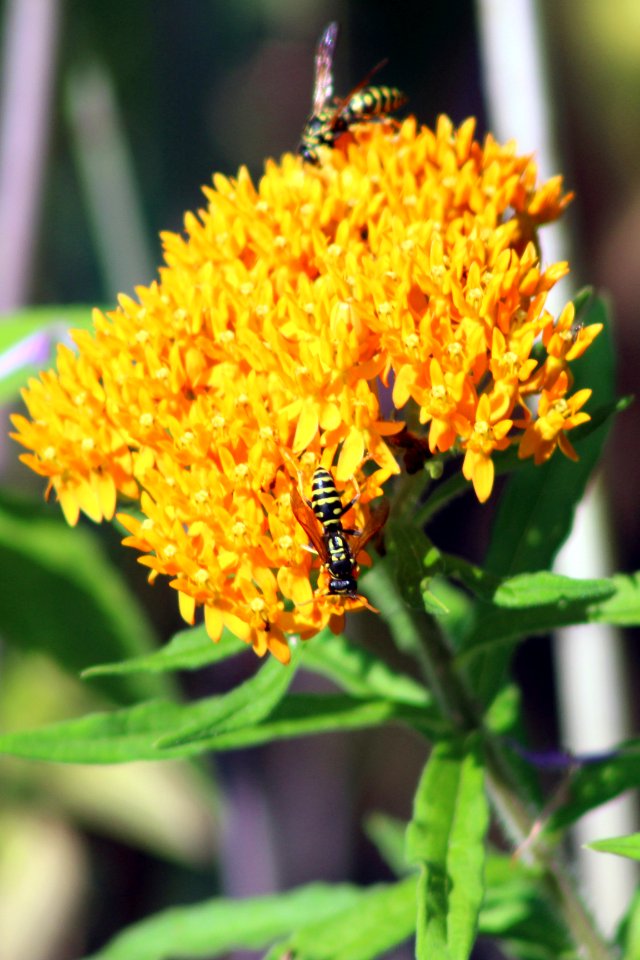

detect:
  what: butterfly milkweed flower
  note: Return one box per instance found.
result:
[11,116,601,662]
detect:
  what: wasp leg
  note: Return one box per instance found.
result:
[337,471,361,519]
[342,526,362,537]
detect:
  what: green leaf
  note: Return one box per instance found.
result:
[0,694,430,763]
[364,813,411,876]
[83,624,245,677]
[0,305,94,401]
[80,882,367,960]
[154,652,299,748]
[86,625,436,719]
[589,571,640,624]
[461,572,640,662]
[618,888,640,959]
[547,744,640,833]
[406,735,489,960]
[586,834,640,861]
[271,877,417,960]
[423,578,476,648]
[82,878,418,960]
[441,554,613,609]
[302,629,432,706]
[0,305,94,352]
[490,571,613,608]
[479,852,574,960]
[0,488,162,704]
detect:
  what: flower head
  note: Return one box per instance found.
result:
[11,115,600,659]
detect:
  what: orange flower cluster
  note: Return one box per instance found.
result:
[11,116,601,661]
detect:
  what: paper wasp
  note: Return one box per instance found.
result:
[298,21,407,164]
[291,466,389,603]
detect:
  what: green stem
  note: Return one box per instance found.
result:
[366,563,614,960]
[483,738,612,960]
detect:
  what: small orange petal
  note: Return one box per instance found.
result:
[97,472,117,521]
[336,429,365,481]
[57,487,81,527]
[179,591,196,625]
[293,401,319,453]
[222,610,252,643]
[204,604,224,642]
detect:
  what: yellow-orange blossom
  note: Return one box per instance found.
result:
[11,116,601,662]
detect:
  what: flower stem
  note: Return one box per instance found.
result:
[366,564,614,960]
[435,634,612,959]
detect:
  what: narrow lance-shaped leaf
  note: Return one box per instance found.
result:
[83,624,245,677]
[618,888,640,960]
[0,693,433,764]
[154,649,299,748]
[586,834,640,862]
[301,629,432,706]
[439,552,614,610]
[269,876,417,960]
[478,852,574,960]
[85,624,434,713]
[406,734,489,960]
[364,813,411,877]
[80,882,367,960]
[461,571,640,661]
[546,742,640,834]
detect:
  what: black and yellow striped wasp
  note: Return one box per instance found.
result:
[291,466,389,604]
[298,22,407,164]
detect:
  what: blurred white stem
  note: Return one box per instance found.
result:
[476,0,636,935]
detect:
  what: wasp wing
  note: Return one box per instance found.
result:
[312,21,339,116]
[350,498,390,557]
[291,483,328,559]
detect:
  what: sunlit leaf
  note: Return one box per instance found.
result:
[270,877,417,960]
[586,834,640,861]
[302,629,431,706]
[80,882,367,960]
[548,744,640,833]
[364,813,410,876]
[461,572,640,662]
[406,735,488,960]
[83,625,245,677]
[0,306,94,401]
[154,653,298,748]
[0,694,432,763]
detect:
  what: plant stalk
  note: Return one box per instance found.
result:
[367,565,614,960]
[427,625,613,960]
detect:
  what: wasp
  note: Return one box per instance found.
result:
[298,21,407,164]
[291,466,389,604]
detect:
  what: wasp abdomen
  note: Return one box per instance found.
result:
[342,85,407,124]
[311,467,346,529]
